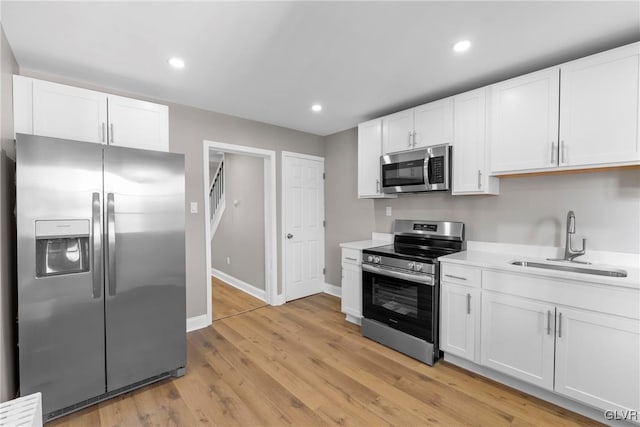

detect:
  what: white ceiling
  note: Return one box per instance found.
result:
[2,1,639,136]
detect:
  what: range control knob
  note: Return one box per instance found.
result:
[374,256,381,264]
[407,262,415,270]
[415,263,423,272]
[367,255,374,263]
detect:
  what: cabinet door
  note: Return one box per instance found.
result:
[489,68,560,173]
[32,79,107,144]
[341,261,362,324]
[440,282,480,362]
[107,95,169,152]
[358,119,383,197]
[559,44,640,167]
[452,88,487,194]
[413,98,453,148]
[481,292,556,390]
[555,306,640,412]
[382,109,414,154]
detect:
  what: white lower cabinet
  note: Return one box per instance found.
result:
[439,262,640,420]
[480,291,556,390]
[341,248,362,324]
[554,306,640,412]
[440,282,480,362]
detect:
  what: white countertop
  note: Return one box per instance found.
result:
[339,232,392,250]
[440,249,640,290]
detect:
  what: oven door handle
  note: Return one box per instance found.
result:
[363,263,434,286]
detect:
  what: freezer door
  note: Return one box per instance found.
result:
[103,145,186,391]
[16,134,105,415]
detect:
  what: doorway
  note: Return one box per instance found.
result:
[203,141,277,326]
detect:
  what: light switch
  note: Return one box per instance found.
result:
[190,202,198,213]
[386,206,392,217]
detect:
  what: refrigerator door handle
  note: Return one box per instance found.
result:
[107,192,117,296]
[92,192,102,298]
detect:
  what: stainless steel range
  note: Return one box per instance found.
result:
[361,219,465,365]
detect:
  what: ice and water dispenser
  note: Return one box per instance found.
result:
[35,220,90,277]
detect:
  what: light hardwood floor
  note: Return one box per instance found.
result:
[212,277,267,321]
[50,294,602,426]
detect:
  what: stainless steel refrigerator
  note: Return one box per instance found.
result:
[16,134,186,420]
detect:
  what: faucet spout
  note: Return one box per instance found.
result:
[567,210,576,234]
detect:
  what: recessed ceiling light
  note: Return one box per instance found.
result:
[168,57,185,69]
[453,40,472,53]
[311,104,322,112]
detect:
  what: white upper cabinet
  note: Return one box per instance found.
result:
[32,79,108,144]
[413,98,453,149]
[382,109,414,154]
[358,119,396,199]
[107,95,169,151]
[559,44,640,167]
[13,75,169,152]
[489,67,560,174]
[452,88,499,195]
[382,99,454,155]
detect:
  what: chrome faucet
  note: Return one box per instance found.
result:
[550,210,588,263]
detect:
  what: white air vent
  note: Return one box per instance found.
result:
[0,393,43,427]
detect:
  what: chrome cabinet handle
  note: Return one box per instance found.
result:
[560,140,565,164]
[91,193,102,299]
[376,179,380,193]
[345,257,358,261]
[110,123,114,144]
[466,293,471,315]
[444,274,467,281]
[408,131,413,147]
[106,193,116,296]
[550,141,556,164]
[477,170,482,189]
[558,312,562,338]
[546,310,551,335]
[286,233,294,239]
[101,123,106,143]
[412,131,417,147]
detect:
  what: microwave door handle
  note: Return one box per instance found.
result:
[425,156,432,191]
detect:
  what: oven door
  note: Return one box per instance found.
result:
[362,264,436,342]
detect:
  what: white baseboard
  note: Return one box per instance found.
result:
[322,283,341,298]
[186,314,210,333]
[211,268,267,302]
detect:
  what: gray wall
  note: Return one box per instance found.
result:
[323,128,640,286]
[17,69,325,319]
[0,24,18,402]
[324,128,375,286]
[211,153,265,290]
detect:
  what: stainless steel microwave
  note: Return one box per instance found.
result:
[380,144,451,194]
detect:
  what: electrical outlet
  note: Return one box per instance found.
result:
[226,257,231,265]
[386,206,392,217]
[190,202,198,213]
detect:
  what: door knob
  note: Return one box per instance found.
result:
[286,233,294,239]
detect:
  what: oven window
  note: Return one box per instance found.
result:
[373,281,418,318]
[382,160,424,187]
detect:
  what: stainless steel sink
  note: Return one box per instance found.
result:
[510,261,628,278]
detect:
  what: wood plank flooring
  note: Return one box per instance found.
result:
[212,276,267,321]
[49,293,602,426]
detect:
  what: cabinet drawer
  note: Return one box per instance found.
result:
[441,263,481,287]
[342,248,362,265]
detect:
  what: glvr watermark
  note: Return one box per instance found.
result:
[604,410,639,421]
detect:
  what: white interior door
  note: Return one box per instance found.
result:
[283,153,325,301]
